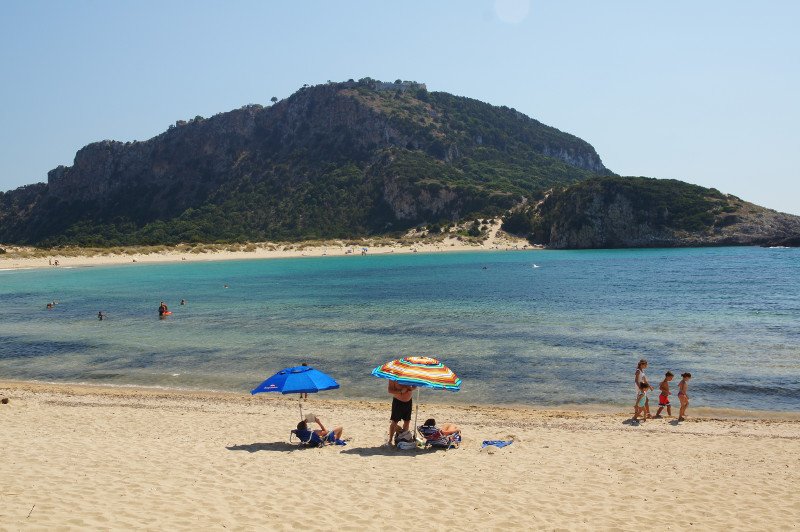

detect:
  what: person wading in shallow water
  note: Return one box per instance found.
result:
[158,301,168,316]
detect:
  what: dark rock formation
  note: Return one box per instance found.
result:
[760,235,800,247]
[518,176,800,249]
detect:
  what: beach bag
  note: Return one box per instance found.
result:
[395,430,414,449]
[396,429,414,442]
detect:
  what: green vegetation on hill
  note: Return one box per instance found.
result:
[0,79,608,246]
[502,176,749,248]
[2,79,797,249]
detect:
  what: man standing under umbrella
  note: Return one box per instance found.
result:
[387,381,416,445]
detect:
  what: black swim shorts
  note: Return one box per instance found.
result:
[390,397,413,422]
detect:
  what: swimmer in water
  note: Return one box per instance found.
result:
[158,301,168,316]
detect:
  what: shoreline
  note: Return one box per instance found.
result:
[0,220,536,271]
[3,378,798,421]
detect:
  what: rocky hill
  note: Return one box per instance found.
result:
[502,176,800,248]
[1,78,798,248]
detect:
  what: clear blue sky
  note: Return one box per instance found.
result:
[1,0,798,214]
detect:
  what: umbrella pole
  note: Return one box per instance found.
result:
[299,395,303,421]
[413,387,420,440]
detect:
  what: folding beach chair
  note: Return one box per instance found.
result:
[290,429,344,447]
[417,425,461,450]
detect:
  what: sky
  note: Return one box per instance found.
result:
[1,0,798,215]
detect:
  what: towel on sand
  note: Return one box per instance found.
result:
[482,440,513,448]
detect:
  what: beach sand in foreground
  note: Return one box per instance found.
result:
[1,381,798,530]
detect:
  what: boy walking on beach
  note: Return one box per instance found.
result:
[654,371,674,418]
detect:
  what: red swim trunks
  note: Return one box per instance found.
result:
[659,394,670,406]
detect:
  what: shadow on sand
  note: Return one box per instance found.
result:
[225,442,299,453]
[340,445,435,457]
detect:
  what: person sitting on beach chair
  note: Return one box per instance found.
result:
[291,415,345,447]
[418,418,461,449]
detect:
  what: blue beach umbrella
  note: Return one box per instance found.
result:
[251,365,340,419]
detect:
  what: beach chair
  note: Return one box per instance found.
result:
[417,425,461,450]
[290,429,343,447]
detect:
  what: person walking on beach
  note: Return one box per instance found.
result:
[387,380,416,445]
[654,371,674,418]
[632,381,649,423]
[634,359,651,418]
[677,372,692,421]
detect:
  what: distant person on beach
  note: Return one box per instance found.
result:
[158,301,168,316]
[387,380,416,445]
[634,359,651,418]
[632,381,650,423]
[654,371,674,418]
[678,373,692,421]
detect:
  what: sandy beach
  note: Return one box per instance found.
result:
[1,381,798,530]
[0,221,535,271]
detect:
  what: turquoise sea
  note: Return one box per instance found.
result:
[1,247,798,411]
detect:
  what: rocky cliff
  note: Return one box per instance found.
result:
[511,176,800,248]
[0,79,607,245]
[1,78,798,248]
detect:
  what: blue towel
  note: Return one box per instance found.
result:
[482,440,513,448]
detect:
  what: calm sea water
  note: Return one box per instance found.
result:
[1,247,798,411]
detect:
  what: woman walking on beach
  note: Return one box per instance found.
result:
[634,359,651,418]
[677,372,692,421]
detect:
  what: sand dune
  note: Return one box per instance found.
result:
[1,381,798,530]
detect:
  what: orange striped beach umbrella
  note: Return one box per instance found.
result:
[371,356,462,391]
[372,356,461,439]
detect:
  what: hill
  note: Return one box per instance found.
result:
[501,176,800,248]
[1,78,798,248]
